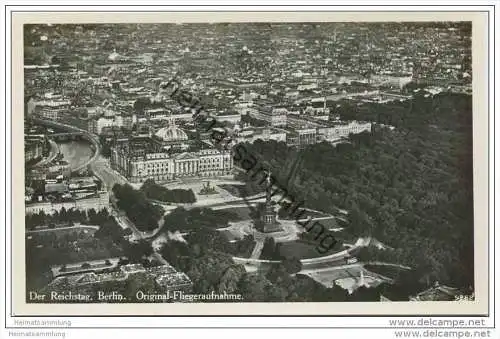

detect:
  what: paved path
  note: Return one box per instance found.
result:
[234,237,369,268]
[91,155,128,190]
[250,240,264,259]
[151,193,267,212]
[365,261,411,270]
[33,139,59,167]
[27,225,100,233]
[210,201,264,210]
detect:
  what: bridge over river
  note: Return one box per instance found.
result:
[31,117,101,172]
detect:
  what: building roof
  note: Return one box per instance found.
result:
[45,182,68,194]
[155,122,189,143]
[173,152,200,161]
[108,49,125,61]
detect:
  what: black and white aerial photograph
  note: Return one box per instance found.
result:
[23,20,475,305]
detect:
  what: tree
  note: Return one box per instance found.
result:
[237,273,274,302]
[236,93,474,290]
[112,184,164,232]
[260,237,280,260]
[186,228,231,255]
[216,264,246,294]
[186,251,236,294]
[123,273,158,301]
[159,240,191,269]
[117,257,130,266]
[133,97,152,114]
[232,234,255,257]
[348,286,384,302]
[125,240,153,263]
[160,207,237,233]
[282,257,302,274]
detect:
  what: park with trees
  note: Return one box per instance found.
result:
[112,183,165,232]
[159,206,242,233]
[233,92,474,291]
[140,179,197,204]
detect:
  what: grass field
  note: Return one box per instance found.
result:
[218,184,265,198]
[26,229,124,266]
[222,206,252,220]
[316,218,341,230]
[278,240,340,259]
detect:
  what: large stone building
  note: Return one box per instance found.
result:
[286,127,318,147]
[250,106,288,127]
[234,126,287,144]
[317,121,372,142]
[27,97,71,121]
[25,191,110,215]
[47,262,193,295]
[110,120,233,183]
[89,114,137,135]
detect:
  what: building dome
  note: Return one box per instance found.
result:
[155,125,188,143]
[108,52,119,61]
[108,49,125,61]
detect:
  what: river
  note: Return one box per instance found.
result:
[57,140,94,171]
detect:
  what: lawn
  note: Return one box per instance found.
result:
[314,218,340,230]
[219,206,252,221]
[161,207,247,232]
[218,183,265,198]
[278,240,340,260]
[364,264,408,280]
[280,209,332,220]
[26,230,124,266]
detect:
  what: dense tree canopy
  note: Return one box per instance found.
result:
[25,209,125,292]
[123,239,154,263]
[234,93,474,290]
[158,227,384,301]
[112,184,164,232]
[26,207,112,230]
[160,206,239,233]
[141,179,196,203]
[260,237,281,260]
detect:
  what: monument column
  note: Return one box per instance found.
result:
[260,171,282,233]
